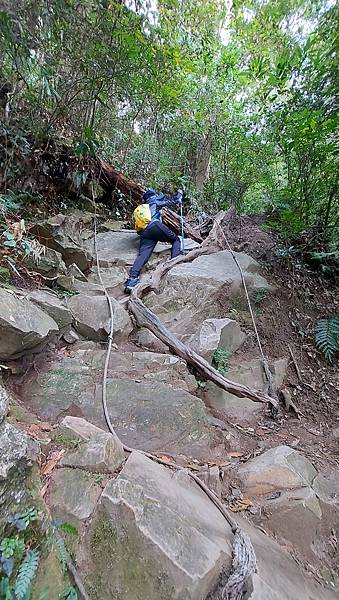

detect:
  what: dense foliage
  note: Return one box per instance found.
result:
[0,0,338,247]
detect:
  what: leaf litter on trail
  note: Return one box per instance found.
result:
[42,449,65,476]
[229,498,254,513]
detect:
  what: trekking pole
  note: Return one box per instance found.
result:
[179,196,185,256]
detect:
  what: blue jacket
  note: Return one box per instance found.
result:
[148,192,182,222]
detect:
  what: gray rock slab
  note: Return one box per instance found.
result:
[84,230,195,269]
[81,451,336,600]
[237,446,329,570]
[241,516,336,600]
[83,451,233,599]
[48,467,101,526]
[188,318,246,362]
[92,379,219,459]
[67,294,132,341]
[0,288,59,360]
[23,347,201,453]
[146,250,270,339]
[26,289,72,329]
[59,416,125,472]
[87,265,128,292]
[136,327,169,353]
[313,470,339,505]
[205,357,288,422]
[238,445,318,496]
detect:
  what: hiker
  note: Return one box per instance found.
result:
[124,187,184,292]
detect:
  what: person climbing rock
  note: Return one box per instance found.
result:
[124,187,184,293]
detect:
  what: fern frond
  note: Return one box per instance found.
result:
[14,549,40,600]
[314,317,339,363]
[54,536,68,571]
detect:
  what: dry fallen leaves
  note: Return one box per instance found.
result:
[229,498,254,513]
[228,451,244,458]
[42,449,65,476]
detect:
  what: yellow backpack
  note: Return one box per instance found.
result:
[132,204,152,232]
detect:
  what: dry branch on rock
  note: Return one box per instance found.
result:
[128,210,278,410]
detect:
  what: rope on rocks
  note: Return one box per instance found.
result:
[217,223,276,398]
[91,196,257,599]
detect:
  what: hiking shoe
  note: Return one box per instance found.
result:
[124,277,140,293]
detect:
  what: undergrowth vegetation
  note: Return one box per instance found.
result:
[0,508,78,600]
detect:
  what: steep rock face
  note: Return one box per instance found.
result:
[0,288,59,360]
[85,231,169,268]
[22,343,220,459]
[84,230,198,269]
[145,250,270,339]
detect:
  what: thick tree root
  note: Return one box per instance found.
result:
[129,296,278,408]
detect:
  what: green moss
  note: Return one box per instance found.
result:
[54,432,83,451]
[85,511,176,600]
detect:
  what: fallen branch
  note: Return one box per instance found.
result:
[129,296,278,408]
[98,159,202,241]
[288,343,303,382]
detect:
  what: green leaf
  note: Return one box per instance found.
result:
[14,549,40,600]
[314,317,339,364]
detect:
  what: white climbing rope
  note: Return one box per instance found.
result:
[217,222,276,397]
[91,190,256,599]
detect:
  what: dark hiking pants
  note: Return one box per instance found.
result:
[130,221,181,278]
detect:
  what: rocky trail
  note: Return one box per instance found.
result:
[0,206,338,600]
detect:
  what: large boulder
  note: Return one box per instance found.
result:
[237,446,332,569]
[0,288,59,360]
[92,379,220,458]
[59,416,125,473]
[83,451,232,599]
[26,289,72,329]
[66,294,132,341]
[205,357,288,422]
[87,265,128,293]
[23,246,67,279]
[187,318,246,363]
[238,445,318,497]
[31,213,92,271]
[81,451,336,600]
[146,250,270,339]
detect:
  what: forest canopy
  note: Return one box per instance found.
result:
[0,0,338,248]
